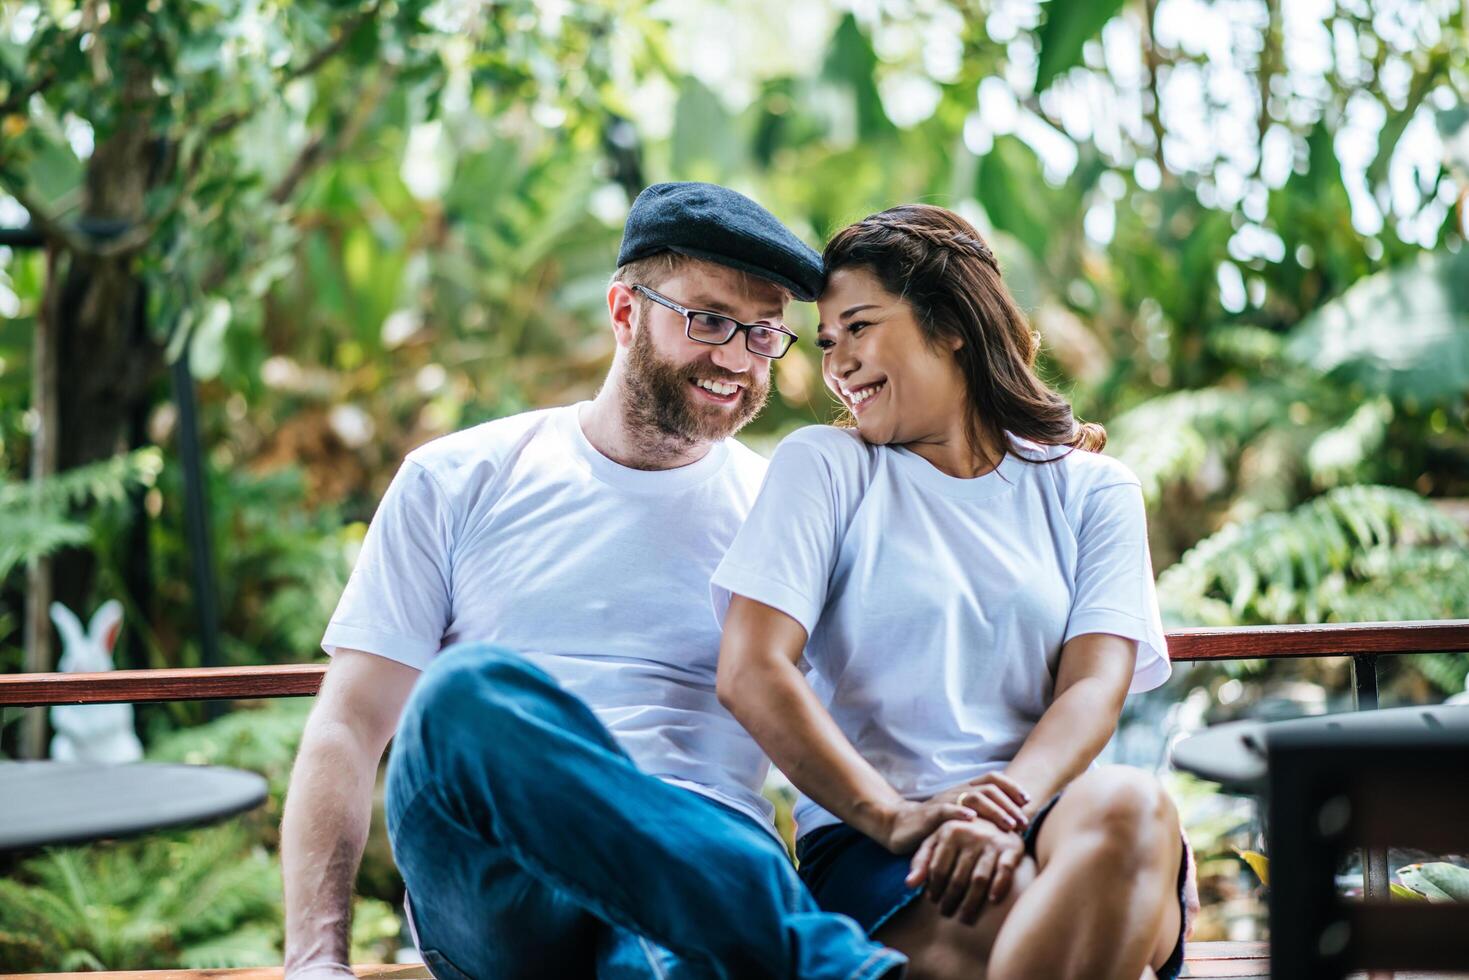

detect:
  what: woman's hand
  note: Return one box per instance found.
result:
[906,818,1026,924]
[928,771,1031,833]
[876,798,978,854]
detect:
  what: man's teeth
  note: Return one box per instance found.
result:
[850,383,885,405]
[696,379,739,396]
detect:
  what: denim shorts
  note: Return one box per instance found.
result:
[795,795,1189,980]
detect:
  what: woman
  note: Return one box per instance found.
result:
[713,205,1190,980]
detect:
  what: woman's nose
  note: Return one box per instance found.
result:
[827,341,859,379]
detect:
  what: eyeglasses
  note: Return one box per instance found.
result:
[631,284,798,360]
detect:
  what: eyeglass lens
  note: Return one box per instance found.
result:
[687,312,790,357]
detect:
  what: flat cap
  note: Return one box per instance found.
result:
[617,182,824,302]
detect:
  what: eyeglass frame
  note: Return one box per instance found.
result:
[630,283,799,360]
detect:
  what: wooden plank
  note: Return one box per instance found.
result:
[5,948,1266,980]
[1,967,429,980]
[3,946,1465,980]
[0,664,327,707]
[1,620,1467,707]
[1180,940,1269,978]
[1167,620,1469,662]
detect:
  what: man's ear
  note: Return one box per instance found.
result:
[607,282,638,349]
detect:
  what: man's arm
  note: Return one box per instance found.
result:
[282,649,420,978]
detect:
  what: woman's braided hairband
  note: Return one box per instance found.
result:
[857,218,1001,274]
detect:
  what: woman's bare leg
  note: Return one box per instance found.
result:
[873,855,1037,980]
[986,766,1183,980]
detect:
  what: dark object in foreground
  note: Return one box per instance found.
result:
[0,761,267,852]
[1172,704,1469,795]
[1268,726,1469,979]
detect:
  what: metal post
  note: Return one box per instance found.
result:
[1352,654,1380,711]
[171,337,224,719]
[1350,653,1389,901]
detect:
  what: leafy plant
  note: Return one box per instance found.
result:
[1158,485,1468,630]
[0,449,162,579]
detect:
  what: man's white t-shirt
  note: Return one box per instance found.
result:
[710,425,1170,837]
[323,403,775,826]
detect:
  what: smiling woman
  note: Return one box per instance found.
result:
[817,206,1107,472]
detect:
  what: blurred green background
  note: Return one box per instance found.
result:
[1,0,1467,969]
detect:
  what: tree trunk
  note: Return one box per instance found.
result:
[37,66,165,662]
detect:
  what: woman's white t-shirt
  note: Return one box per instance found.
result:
[710,425,1170,837]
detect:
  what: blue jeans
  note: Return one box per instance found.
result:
[385,643,905,980]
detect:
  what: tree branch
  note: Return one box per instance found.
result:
[0,68,57,118]
[1140,0,1169,173]
[197,67,394,295]
[5,0,387,260]
[269,68,394,206]
[0,181,91,254]
[201,0,384,143]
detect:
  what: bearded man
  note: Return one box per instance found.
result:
[280,183,906,980]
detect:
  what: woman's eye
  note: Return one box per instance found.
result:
[815,338,834,350]
[847,321,870,335]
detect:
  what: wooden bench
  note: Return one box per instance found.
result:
[13,949,1469,978]
[3,620,1468,979]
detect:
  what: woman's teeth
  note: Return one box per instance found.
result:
[696,379,739,396]
[851,383,884,406]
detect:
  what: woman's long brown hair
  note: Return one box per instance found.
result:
[822,204,1105,462]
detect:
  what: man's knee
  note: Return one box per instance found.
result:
[413,643,549,717]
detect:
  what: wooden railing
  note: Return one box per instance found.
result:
[3,620,1467,710]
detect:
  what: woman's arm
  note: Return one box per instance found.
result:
[1000,632,1138,817]
[717,594,977,853]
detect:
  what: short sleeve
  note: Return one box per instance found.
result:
[321,460,456,671]
[1063,481,1171,693]
[710,434,845,637]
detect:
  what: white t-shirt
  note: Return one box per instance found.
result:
[323,403,775,826]
[710,425,1170,836]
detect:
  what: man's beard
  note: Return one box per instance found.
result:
[621,325,771,449]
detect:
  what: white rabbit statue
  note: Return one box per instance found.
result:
[48,600,144,763]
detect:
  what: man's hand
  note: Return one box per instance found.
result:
[928,771,1031,833]
[906,818,1026,925]
[876,798,977,855]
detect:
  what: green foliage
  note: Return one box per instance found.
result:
[0,449,163,579]
[1033,0,1127,94]
[0,824,282,971]
[1287,249,1469,405]
[1399,862,1469,902]
[1158,486,1468,628]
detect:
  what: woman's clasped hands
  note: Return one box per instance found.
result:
[882,772,1032,925]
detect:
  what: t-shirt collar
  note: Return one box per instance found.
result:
[564,402,730,493]
[889,441,1022,499]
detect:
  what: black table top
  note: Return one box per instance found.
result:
[0,761,268,851]
[1170,703,1469,794]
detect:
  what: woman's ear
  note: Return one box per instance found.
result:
[948,333,964,352]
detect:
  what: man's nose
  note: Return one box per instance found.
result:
[709,335,755,374]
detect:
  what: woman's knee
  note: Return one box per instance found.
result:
[1054,767,1179,865]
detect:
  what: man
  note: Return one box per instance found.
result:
[281,183,910,979]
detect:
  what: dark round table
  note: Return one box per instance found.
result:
[0,761,269,851]
[1170,703,1469,793]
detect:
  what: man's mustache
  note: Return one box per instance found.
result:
[688,361,758,388]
